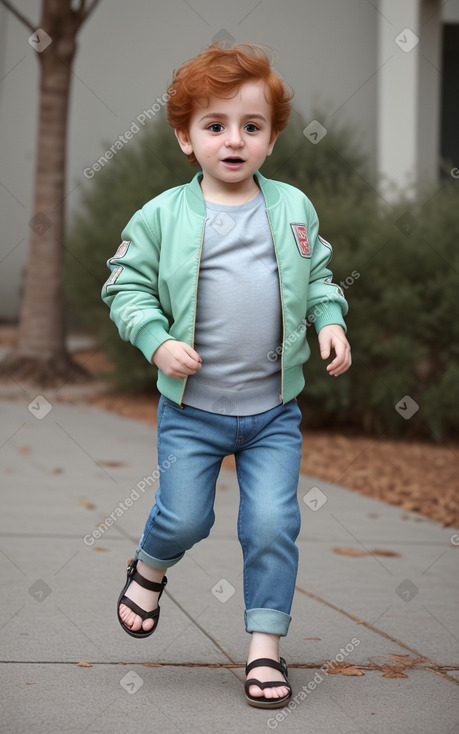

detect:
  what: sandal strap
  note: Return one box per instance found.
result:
[245,677,291,690]
[245,657,287,677]
[119,594,160,622]
[244,657,290,698]
[126,560,167,596]
[131,569,167,595]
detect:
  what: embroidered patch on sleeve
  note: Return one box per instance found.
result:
[105,265,123,287]
[290,223,311,258]
[114,240,131,258]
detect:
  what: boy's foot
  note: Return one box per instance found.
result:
[118,560,168,633]
[246,632,290,700]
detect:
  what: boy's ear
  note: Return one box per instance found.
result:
[175,128,193,155]
[267,130,279,156]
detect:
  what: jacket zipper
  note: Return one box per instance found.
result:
[265,208,285,403]
[178,216,207,405]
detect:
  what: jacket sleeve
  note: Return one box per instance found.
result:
[101,208,173,362]
[305,204,349,334]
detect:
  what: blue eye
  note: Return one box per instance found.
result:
[244,123,259,133]
[208,123,224,133]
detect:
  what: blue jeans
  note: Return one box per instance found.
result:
[134,396,303,637]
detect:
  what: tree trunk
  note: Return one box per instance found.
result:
[1,3,89,386]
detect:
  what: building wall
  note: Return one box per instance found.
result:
[376,0,442,197]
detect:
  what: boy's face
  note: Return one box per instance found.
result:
[175,80,278,196]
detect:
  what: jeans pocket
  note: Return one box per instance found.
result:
[162,397,185,412]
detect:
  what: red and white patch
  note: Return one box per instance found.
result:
[290,224,310,258]
[114,240,131,258]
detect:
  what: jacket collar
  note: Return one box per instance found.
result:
[185,170,281,215]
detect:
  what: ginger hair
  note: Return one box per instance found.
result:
[167,42,293,166]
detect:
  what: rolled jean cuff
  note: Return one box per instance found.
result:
[135,547,184,570]
[245,608,292,637]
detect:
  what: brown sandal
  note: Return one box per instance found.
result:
[244,657,292,708]
[117,558,167,639]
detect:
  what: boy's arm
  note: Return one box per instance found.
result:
[305,205,351,375]
[101,209,201,376]
[101,209,172,362]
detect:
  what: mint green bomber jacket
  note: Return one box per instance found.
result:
[101,171,349,406]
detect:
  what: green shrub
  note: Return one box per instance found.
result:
[65,110,459,440]
[301,179,459,441]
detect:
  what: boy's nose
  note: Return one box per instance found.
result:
[225,130,243,148]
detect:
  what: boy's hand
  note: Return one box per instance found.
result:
[318,325,351,377]
[152,340,202,378]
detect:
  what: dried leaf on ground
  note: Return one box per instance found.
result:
[79,498,96,510]
[369,656,389,668]
[324,661,364,676]
[332,547,401,558]
[92,546,109,552]
[98,460,128,468]
[77,662,92,667]
[381,664,409,678]
[386,654,425,667]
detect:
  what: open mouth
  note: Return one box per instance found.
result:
[223,157,245,163]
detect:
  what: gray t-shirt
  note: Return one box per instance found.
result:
[183,191,282,415]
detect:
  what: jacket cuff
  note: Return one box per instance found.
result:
[311,303,347,335]
[134,322,174,363]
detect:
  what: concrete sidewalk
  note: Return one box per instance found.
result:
[1,389,458,734]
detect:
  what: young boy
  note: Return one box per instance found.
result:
[102,42,351,709]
